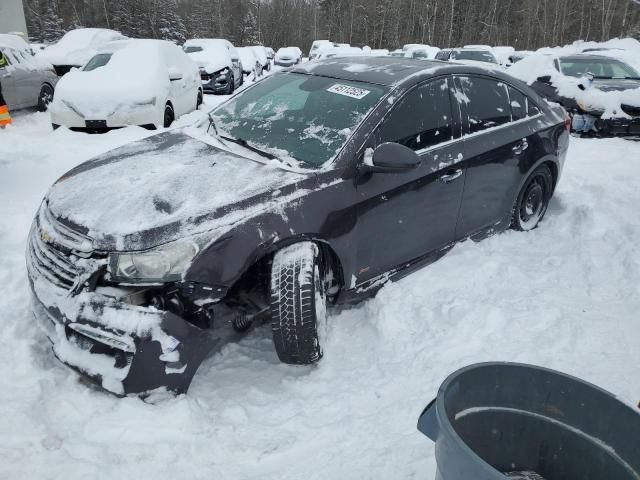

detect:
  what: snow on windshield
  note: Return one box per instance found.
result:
[210,73,388,167]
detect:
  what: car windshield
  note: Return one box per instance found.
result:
[559,58,639,78]
[83,53,112,71]
[184,46,203,53]
[453,50,497,63]
[210,73,388,167]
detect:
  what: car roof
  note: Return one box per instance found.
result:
[558,54,624,61]
[290,56,511,87]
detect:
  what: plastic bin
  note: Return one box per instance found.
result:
[418,362,640,480]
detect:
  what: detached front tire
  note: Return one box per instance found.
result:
[511,164,553,231]
[270,242,327,365]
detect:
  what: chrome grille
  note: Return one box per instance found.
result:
[27,205,94,290]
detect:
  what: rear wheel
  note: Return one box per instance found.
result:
[196,90,203,109]
[163,103,175,128]
[37,84,54,112]
[510,165,553,231]
[270,242,327,365]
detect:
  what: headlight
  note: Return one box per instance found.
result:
[109,240,199,283]
[577,100,590,111]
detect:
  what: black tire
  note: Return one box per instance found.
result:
[37,84,54,112]
[196,90,203,109]
[163,103,174,128]
[239,72,244,86]
[270,242,327,365]
[510,164,553,231]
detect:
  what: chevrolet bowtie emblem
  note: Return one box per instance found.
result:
[40,230,52,243]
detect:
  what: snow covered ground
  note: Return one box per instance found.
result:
[2,89,640,479]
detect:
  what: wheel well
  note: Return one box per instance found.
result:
[543,160,558,191]
[224,239,346,312]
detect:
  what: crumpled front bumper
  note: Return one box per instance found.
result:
[593,116,640,136]
[29,278,216,397]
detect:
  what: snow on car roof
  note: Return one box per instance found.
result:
[0,33,31,51]
[290,56,508,87]
[40,28,126,66]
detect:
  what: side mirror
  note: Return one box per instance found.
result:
[168,68,183,81]
[362,142,421,174]
[536,75,551,84]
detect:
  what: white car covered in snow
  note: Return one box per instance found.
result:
[49,39,202,131]
[314,46,364,60]
[250,45,271,72]
[404,45,440,60]
[38,28,126,76]
[309,39,335,59]
[183,38,243,94]
[274,47,302,67]
[237,46,262,79]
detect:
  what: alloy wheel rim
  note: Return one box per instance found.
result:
[519,176,545,229]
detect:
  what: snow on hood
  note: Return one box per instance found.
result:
[508,51,640,118]
[49,41,169,119]
[186,49,230,73]
[46,130,304,250]
[39,28,126,66]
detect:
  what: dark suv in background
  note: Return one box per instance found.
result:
[27,57,569,396]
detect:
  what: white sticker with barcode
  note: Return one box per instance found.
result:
[327,84,371,99]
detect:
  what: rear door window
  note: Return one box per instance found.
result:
[508,86,527,121]
[458,76,511,134]
[379,77,454,151]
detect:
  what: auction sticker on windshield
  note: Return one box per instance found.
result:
[327,84,371,99]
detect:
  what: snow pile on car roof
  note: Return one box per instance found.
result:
[39,28,126,66]
[184,39,232,74]
[49,40,177,120]
[508,39,640,119]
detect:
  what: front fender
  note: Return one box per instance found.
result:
[184,169,358,291]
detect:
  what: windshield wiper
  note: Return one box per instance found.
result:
[219,135,276,160]
[207,112,219,136]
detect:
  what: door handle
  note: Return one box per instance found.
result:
[512,139,529,154]
[439,169,463,183]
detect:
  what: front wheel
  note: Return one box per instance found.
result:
[196,90,203,109]
[510,165,553,231]
[163,103,175,128]
[270,242,327,365]
[226,74,235,94]
[37,84,54,112]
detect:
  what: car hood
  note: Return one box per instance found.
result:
[592,78,640,92]
[46,131,305,251]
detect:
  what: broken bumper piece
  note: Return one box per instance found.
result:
[30,284,216,397]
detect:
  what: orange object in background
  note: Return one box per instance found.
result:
[0,104,11,128]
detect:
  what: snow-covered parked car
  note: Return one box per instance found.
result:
[39,28,126,76]
[237,46,262,78]
[509,53,640,136]
[250,45,271,71]
[315,46,363,60]
[49,39,202,131]
[435,48,499,65]
[309,39,335,59]
[405,45,440,60]
[274,47,302,66]
[0,34,58,111]
[183,38,243,94]
[27,56,568,396]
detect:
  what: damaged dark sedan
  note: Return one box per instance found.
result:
[27,57,569,396]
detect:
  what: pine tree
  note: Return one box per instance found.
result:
[242,8,260,45]
[152,0,188,43]
[41,0,66,43]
